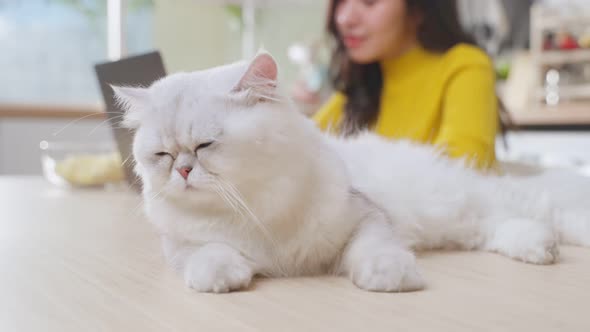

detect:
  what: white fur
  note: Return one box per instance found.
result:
[114,53,590,293]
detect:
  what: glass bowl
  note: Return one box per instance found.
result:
[40,140,126,188]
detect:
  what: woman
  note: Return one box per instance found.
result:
[313,0,501,170]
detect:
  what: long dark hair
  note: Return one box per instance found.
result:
[328,0,511,136]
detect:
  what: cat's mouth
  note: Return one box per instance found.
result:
[184,184,198,191]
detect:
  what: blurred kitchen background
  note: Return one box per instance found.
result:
[1,0,589,185]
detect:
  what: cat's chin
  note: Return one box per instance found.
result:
[163,189,221,210]
[164,184,216,201]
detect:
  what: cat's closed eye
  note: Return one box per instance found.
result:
[195,141,214,153]
[155,152,175,160]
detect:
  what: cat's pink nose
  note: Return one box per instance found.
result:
[177,166,193,180]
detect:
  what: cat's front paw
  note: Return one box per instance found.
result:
[183,245,253,293]
[350,250,425,292]
[487,218,559,265]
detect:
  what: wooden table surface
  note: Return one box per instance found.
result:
[1,176,589,332]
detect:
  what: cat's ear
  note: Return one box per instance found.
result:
[111,85,150,128]
[231,52,279,102]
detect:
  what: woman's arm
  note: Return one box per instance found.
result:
[434,65,499,170]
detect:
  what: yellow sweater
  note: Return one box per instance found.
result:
[314,44,498,169]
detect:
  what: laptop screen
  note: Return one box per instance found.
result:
[94,51,167,192]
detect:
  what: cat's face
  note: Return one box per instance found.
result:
[114,53,309,207]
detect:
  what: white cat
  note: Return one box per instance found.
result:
[113,52,590,293]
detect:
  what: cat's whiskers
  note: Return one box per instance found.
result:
[218,179,280,238]
[219,178,267,232]
[130,199,146,217]
[121,154,135,168]
[212,176,263,234]
[212,182,261,247]
[88,114,127,136]
[207,176,242,216]
[52,111,125,137]
[212,182,243,218]
[214,177,288,277]
[131,187,165,216]
[125,175,143,192]
[215,183,258,240]
[150,188,166,203]
[209,179,254,241]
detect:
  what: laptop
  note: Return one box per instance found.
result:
[94,51,167,192]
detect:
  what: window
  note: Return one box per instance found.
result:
[0,0,154,105]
